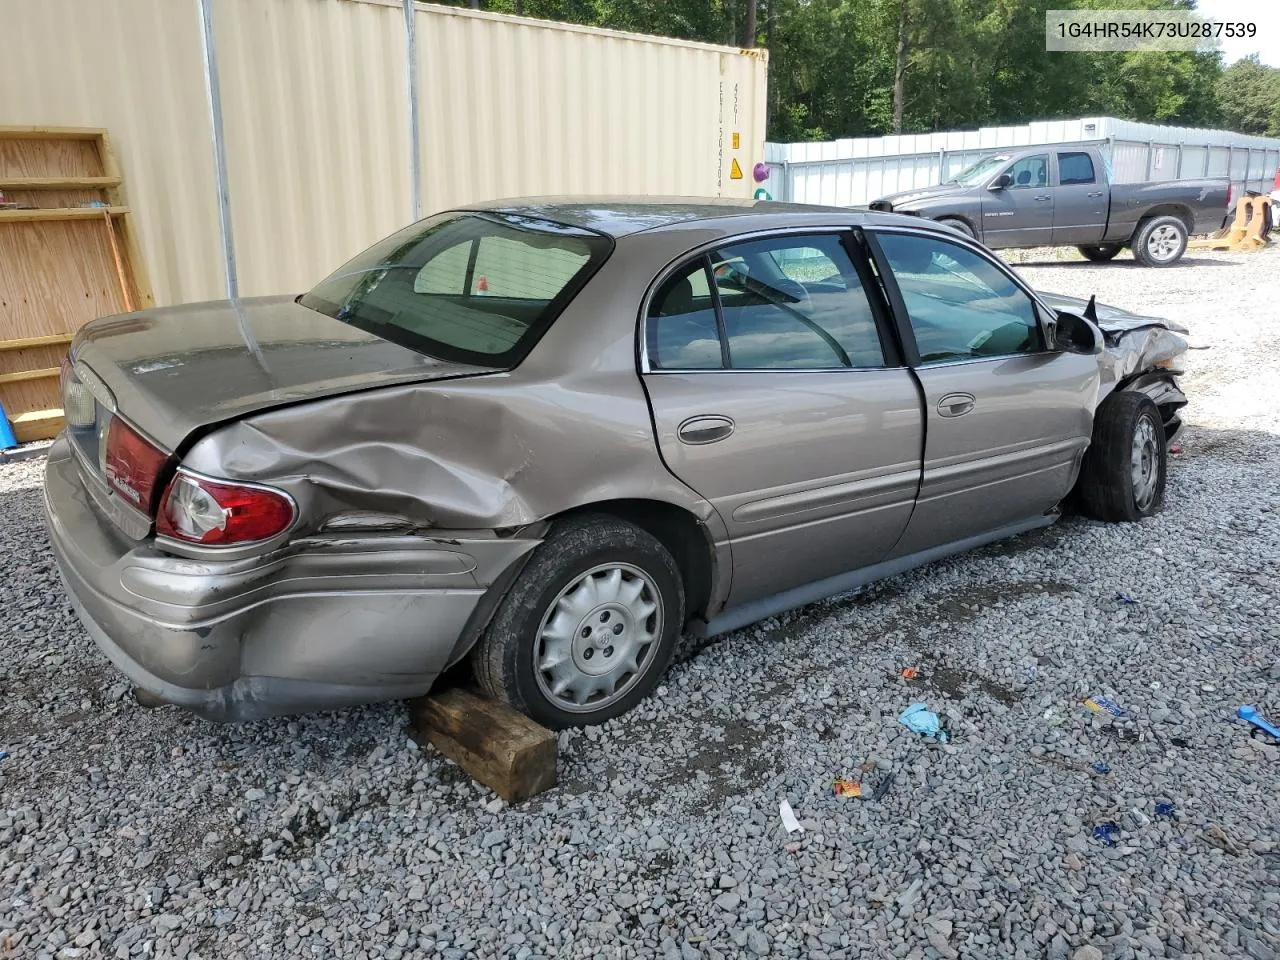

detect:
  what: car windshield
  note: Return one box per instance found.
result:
[946,155,1010,186]
[300,212,612,366]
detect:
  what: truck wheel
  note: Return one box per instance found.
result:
[1077,244,1123,262]
[471,514,684,729]
[1131,216,1188,267]
[1077,391,1166,522]
[937,217,975,239]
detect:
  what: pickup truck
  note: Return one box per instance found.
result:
[868,144,1229,266]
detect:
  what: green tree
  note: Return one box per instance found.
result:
[1217,55,1280,136]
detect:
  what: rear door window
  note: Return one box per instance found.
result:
[647,233,889,371]
[1058,152,1096,185]
[647,261,724,370]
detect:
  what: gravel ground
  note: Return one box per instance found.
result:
[2,246,1279,960]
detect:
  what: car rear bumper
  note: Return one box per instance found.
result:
[42,436,539,721]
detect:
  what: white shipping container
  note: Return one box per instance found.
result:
[0,0,769,304]
[765,116,1280,208]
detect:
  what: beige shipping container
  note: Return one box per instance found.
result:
[0,0,769,306]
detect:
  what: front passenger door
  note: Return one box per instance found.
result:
[981,154,1053,247]
[867,228,1099,559]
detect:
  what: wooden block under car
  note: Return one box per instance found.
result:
[409,687,557,803]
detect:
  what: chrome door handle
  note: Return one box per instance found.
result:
[1087,191,1104,197]
[1034,195,1051,202]
[677,415,735,445]
[937,393,975,418]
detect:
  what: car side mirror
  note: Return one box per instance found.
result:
[989,173,1012,190]
[1049,310,1102,355]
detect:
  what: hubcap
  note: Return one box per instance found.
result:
[1131,416,1160,511]
[533,563,663,713]
[1146,224,1182,262]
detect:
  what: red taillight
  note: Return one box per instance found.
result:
[104,419,169,513]
[156,470,296,546]
[1226,182,1233,210]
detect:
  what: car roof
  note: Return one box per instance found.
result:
[452,196,943,239]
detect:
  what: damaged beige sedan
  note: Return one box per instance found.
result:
[44,199,1188,727]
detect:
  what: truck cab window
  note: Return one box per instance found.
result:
[1006,155,1048,188]
[1058,152,1096,185]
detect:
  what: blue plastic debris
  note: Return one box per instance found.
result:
[1237,705,1280,741]
[0,401,17,452]
[1093,823,1120,846]
[1083,697,1127,717]
[898,703,948,743]
[0,750,8,762]
[1093,761,1110,775]
[1115,592,1138,604]
[1154,802,1176,818]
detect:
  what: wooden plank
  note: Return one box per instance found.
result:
[0,378,61,420]
[11,409,63,444]
[0,334,74,351]
[0,367,59,385]
[0,177,121,190]
[0,127,106,140]
[99,132,154,310]
[410,688,558,803]
[0,206,128,223]
[0,136,103,179]
[3,189,105,209]
[0,220,131,341]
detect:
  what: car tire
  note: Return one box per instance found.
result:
[1077,243,1123,262]
[1131,215,1188,267]
[471,514,685,729]
[1077,391,1167,522]
[937,217,975,239]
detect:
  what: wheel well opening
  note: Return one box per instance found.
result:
[559,500,715,622]
[1139,205,1193,232]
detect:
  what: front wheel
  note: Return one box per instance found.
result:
[936,217,975,239]
[1131,215,1188,267]
[1077,391,1167,522]
[471,514,684,729]
[1077,243,1123,262]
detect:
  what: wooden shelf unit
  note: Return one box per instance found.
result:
[0,126,152,443]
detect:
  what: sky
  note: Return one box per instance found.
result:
[1194,0,1280,66]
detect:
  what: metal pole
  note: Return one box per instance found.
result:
[402,0,422,221]
[197,0,238,301]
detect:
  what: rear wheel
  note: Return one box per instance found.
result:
[471,514,684,728]
[937,217,975,239]
[1077,243,1123,262]
[1131,215,1188,267]
[1077,391,1167,522]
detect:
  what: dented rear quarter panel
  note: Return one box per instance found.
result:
[180,224,742,605]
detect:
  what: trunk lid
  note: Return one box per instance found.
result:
[69,295,501,452]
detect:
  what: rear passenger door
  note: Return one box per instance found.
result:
[867,227,1099,558]
[1051,151,1108,245]
[641,231,923,607]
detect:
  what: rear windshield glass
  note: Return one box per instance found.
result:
[300,212,612,366]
